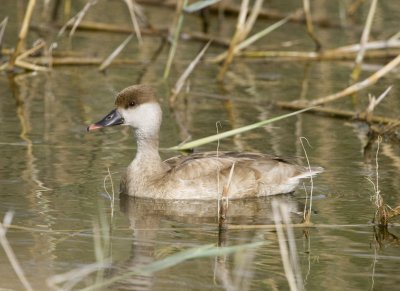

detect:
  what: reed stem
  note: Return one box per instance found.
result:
[8,0,36,70]
[310,53,400,106]
[303,0,321,51]
[163,0,188,79]
[0,212,34,291]
[351,0,378,82]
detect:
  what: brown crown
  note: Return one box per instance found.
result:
[114,84,156,109]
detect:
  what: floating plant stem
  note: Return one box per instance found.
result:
[170,107,315,151]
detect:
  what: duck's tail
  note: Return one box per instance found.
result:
[292,166,324,180]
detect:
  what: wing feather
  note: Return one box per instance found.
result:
[163,151,294,181]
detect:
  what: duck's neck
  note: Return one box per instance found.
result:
[132,128,164,172]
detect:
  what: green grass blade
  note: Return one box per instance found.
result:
[141,241,263,274]
[80,241,263,291]
[169,107,315,151]
[184,0,221,13]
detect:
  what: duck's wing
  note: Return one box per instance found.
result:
[164,152,232,180]
[163,151,323,198]
[163,151,294,180]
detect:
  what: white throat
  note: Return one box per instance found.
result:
[121,102,162,162]
[121,102,162,140]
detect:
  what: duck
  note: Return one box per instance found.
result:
[87,84,323,200]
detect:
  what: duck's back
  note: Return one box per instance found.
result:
[154,151,321,200]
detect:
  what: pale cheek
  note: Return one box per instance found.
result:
[126,117,140,128]
[120,110,138,126]
[120,103,161,130]
[125,114,147,129]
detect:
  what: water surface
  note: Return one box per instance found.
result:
[1,1,400,290]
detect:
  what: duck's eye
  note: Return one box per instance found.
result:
[129,101,136,107]
[106,115,112,120]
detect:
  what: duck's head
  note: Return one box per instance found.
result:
[87,84,162,134]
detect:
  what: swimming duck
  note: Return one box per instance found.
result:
[87,84,322,200]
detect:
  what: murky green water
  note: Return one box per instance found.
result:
[1,1,400,290]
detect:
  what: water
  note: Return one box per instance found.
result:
[1,1,400,290]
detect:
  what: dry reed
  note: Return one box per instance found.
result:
[367,136,386,225]
[169,41,211,105]
[218,162,235,230]
[211,13,291,63]
[163,0,188,79]
[191,90,400,125]
[217,0,248,80]
[299,137,315,225]
[0,212,34,291]
[0,17,8,48]
[302,0,321,51]
[347,0,365,16]
[12,39,49,71]
[239,39,400,60]
[99,34,134,72]
[11,0,36,55]
[308,53,400,106]
[362,86,392,122]
[55,20,167,35]
[58,0,98,38]
[350,0,378,82]
[7,0,36,71]
[137,0,338,28]
[103,167,116,219]
[272,200,304,291]
[122,0,144,44]
[367,136,400,226]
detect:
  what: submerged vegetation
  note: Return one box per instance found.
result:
[0,0,400,290]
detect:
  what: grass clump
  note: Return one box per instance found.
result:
[368,136,400,226]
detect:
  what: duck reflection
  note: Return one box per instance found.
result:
[108,194,304,290]
[119,193,304,225]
